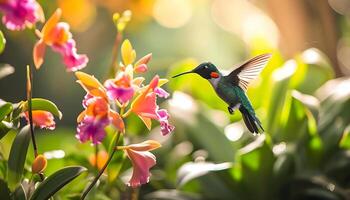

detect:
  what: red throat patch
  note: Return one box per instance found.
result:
[210,72,219,78]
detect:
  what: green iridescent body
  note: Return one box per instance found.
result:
[214,76,255,115]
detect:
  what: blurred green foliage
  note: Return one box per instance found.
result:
[0,0,350,199]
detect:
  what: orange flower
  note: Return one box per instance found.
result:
[118,140,161,187]
[127,75,174,135]
[24,110,55,130]
[75,71,125,144]
[33,8,88,71]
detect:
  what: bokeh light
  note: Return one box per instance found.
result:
[153,0,192,28]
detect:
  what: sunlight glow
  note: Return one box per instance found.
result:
[239,134,265,155]
[153,0,192,28]
[272,60,297,81]
[169,91,198,112]
[211,0,279,47]
[43,150,65,159]
[302,48,321,64]
[272,142,286,155]
[224,122,244,142]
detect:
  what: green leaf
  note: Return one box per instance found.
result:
[23,98,62,119]
[237,135,276,199]
[7,125,31,190]
[266,60,296,134]
[107,130,125,183]
[0,102,13,121]
[339,126,350,149]
[0,122,12,140]
[144,189,200,200]
[177,161,232,187]
[0,64,14,79]
[13,184,27,200]
[0,179,10,200]
[186,112,235,162]
[0,31,5,54]
[30,166,87,200]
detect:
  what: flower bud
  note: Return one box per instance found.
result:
[135,53,152,67]
[32,155,47,174]
[134,64,148,73]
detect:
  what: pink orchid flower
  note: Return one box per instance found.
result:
[105,65,135,104]
[24,110,55,130]
[76,95,124,144]
[0,0,44,30]
[129,75,174,135]
[33,8,88,71]
[118,140,161,187]
[75,72,125,144]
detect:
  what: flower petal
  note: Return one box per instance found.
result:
[24,110,55,130]
[132,92,158,120]
[154,87,169,98]
[121,39,136,65]
[139,115,152,130]
[51,39,88,71]
[109,110,125,132]
[125,149,156,188]
[126,140,161,151]
[135,53,152,67]
[76,116,109,144]
[134,64,148,73]
[42,8,62,44]
[1,0,44,30]
[75,71,107,98]
[105,80,134,103]
[33,39,46,69]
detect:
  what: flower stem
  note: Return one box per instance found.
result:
[94,144,98,171]
[107,31,123,79]
[26,66,44,181]
[80,131,121,200]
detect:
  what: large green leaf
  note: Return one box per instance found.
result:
[13,184,26,200]
[186,112,235,162]
[0,31,5,54]
[22,98,62,119]
[266,60,296,134]
[234,135,276,199]
[7,125,31,190]
[0,179,10,200]
[0,102,13,121]
[30,166,87,200]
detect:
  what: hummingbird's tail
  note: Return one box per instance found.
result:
[239,106,264,134]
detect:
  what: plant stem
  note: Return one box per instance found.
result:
[81,106,125,199]
[94,144,98,171]
[107,31,123,79]
[81,132,121,200]
[26,65,44,181]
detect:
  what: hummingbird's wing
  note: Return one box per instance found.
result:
[227,53,272,92]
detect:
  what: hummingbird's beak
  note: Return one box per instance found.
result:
[172,71,194,78]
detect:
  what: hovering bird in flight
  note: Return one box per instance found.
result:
[172,54,272,134]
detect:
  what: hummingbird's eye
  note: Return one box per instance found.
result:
[204,65,208,69]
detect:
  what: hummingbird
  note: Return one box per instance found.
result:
[172,53,272,134]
